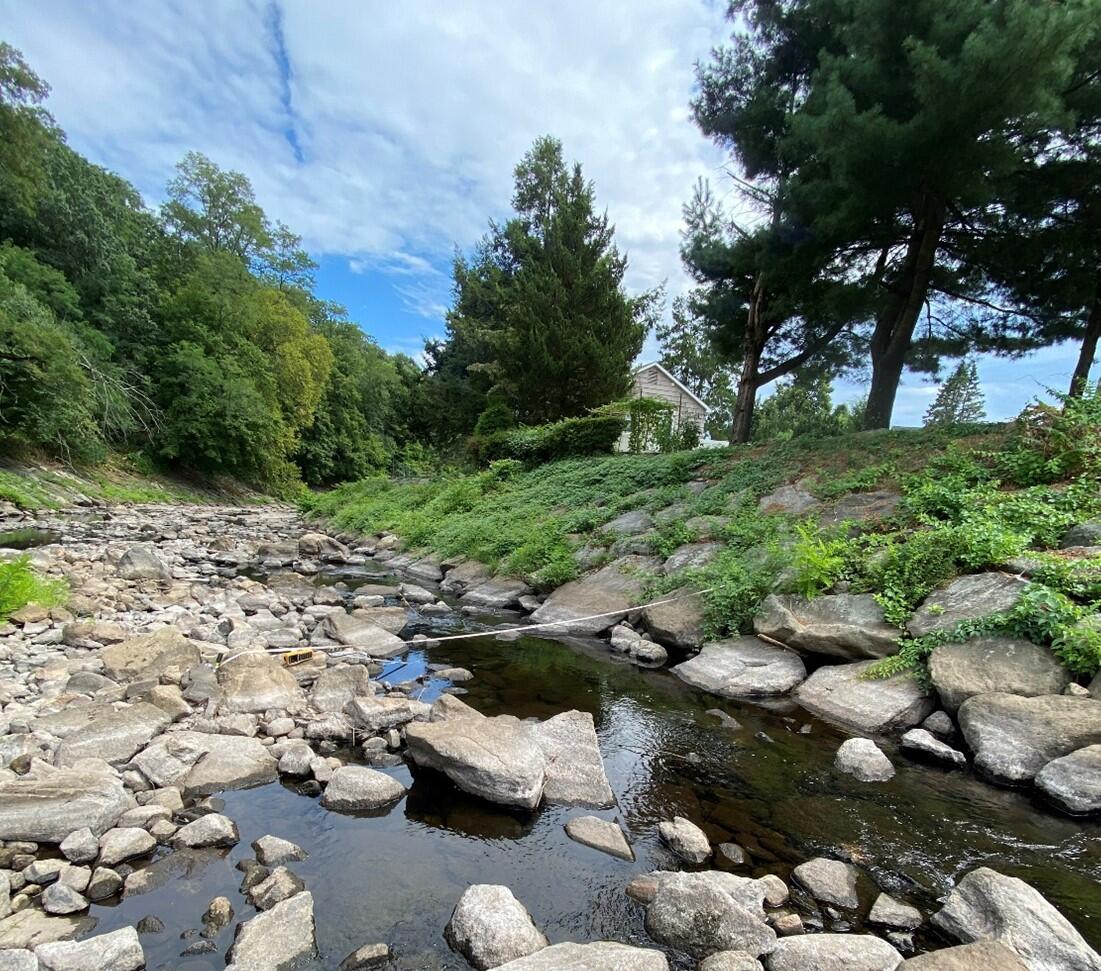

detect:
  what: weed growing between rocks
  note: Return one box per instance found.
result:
[0,556,66,621]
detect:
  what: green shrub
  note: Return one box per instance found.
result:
[0,557,66,621]
[480,414,625,464]
[993,384,1101,486]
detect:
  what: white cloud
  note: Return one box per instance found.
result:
[1,0,727,324]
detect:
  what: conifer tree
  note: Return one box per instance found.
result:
[923,360,986,426]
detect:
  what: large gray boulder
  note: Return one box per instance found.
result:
[1063,521,1101,549]
[55,703,171,767]
[530,710,614,808]
[835,738,895,782]
[226,891,317,971]
[929,637,1069,714]
[445,884,548,969]
[323,612,406,656]
[672,638,806,698]
[0,768,133,841]
[794,661,935,733]
[35,926,144,971]
[644,871,776,959]
[441,559,493,595]
[902,941,1029,970]
[321,766,407,813]
[765,935,902,971]
[792,858,860,909]
[754,594,901,660]
[907,573,1029,638]
[116,545,170,581]
[461,577,533,610]
[495,942,668,970]
[99,627,201,681]
[601,509,655,537]
[758,483,820,516]
[406,703,546,809]
[931,867,1101,971]
[1035,745,1101,814]
[309,665,374,713]
[639,586,706,650]
[529,556,658,635]
[131,730,277,796]
[957,693,1101,784]
[217,652,306,713]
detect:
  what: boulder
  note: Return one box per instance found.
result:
[794,661,935,733]
[99,627,200,681]
[957,693,1101,784]
[252,834,307,867]
[529,556,658,635]
[664,542,723,575]
[406,556,444,582]
[639,586,706,650]
[323,612,406,657]
[658,816,711,864]
[530,710,614,808]
[700,954,763,971]
[347,606,409,636]
[321,766,407,813]
[907,573,1029,638]
[0,768,133,841]
[445,884,548,969]
[55,703,171,767]
[98,827,155,866]
[754,594,901,660]
[217,652,305,713]
[0,949,38,970]
[601,509,655,537]
[441,559,494,595]
[226,891,316,971]
[309,665,374,713]
[461,577,533,610]
[406,707,546,809]
[1062,521,1101,548]
[929,637,1069,714]
[869,893,923,930]
[758,484,820,517]
[495,942,668,970]
[35,926,144,971]
[116,545,170,580]
[349,695,424,733]
[41,884,88,916]
[297,532,348,559]
[819,491,901,526]
[564,816,633,861]
[673,638,806,698]
[901,942,1028,970]
[931,867,1101,971]
[900,729,967,768]
[131,730,277,796]
[835,738,895,782]
[792,858,860,909]
[765,935,902,971]
[249,867,305,911]
[1035,745,1101,814]
[173,812,239,848]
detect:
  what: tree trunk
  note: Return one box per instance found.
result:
[863,197,946,430]
[1069,287,1101,397]
[731,276,766,444]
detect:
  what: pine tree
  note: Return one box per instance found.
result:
[924,361,986,427]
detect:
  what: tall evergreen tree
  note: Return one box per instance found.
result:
[923,360,986,426]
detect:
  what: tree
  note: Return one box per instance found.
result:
[437,136,655,428]
[924,360,986,426]
[751,370,860,442]
[0,42,55,214]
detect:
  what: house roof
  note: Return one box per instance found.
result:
[633,361,711,413]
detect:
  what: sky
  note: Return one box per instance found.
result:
[1,0,1087,425]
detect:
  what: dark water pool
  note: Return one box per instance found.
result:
[0,527,61,550]
[87,629,1101,970]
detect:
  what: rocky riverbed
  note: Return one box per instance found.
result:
[0,501,1099,970]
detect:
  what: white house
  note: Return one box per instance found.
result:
[618,362,724,450]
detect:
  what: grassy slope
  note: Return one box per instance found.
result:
[304,423,1101,679]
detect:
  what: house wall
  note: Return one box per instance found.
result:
[616,365,708,451]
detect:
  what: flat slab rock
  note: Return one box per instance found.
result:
[226,891,317,971]
[901,941,1029,970]
[461,577,533,610]
[766,934,902,971]
[55,702,172,767]
[755,593,901,661]
[928,636,1069,714]
[495,941,669,970]
[131,730,278,797]
[0,768,133,842]
[529,555,658,635]
[323,611,406,657]
[564,816,633,861]
[1036,744,1101,814]
[0,910,96,950]
[531,709,615,808]
[907,573,1029,638]
[673,638,806,698]
[99,627,200,681]
[957,692,1101,784]
[34,926,144,971]
[931,867,1101,971]
[794,660,935,734]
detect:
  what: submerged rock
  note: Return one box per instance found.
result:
[794,661,935,734]
[928,636,1069,714]
[754,594,901,660]
[445,884,548,970]
[564,816,633,861]
[672,638,806,698]
[835,738,895,782]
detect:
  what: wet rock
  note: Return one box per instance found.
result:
[99,627,200,681]
[135,915,163,933]
[531,710,614,808]
[55,703,171,767]
[85,867,121,901]
[132,730,278,796]
[445,884,549,970]
[341,942,391,970]
[765,934,902,970]
[640,586,706,650]
[173,813,239,848]
[529,556,658,635]
[59,829,99,864]
[322,612,406,657]
[0,769,133,842]
[494,941,669,970]
[1035,745,1101,813]
[794,661,935,734]
[249,866,304,910]
[869,894,922,930]
[461,577,534,610]
[792,858,860,909]
[116,545,170,580]
[907,573,1029,638]
[252,834,307,867]
[41,884,88,915]
[957,692,1101,784]
[835,738,895,782]
[921,711,955,737]
[673,638,806,698]
[754,594,901,660]
[217,652,305,713]
[715,843,750,869]
[98,827,155,867]
[203,895,234,932]
[225,890,316,971]
[320,766,407,813]
[644,872,776,959]
[929,636,1069,714]
[931,867,1101,971]
[901,941,1028,969]
[348,695,424,732]
[900,729,967,767]
[34,926,144,971]
[564,816,633,861]
[658,816,711,864]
